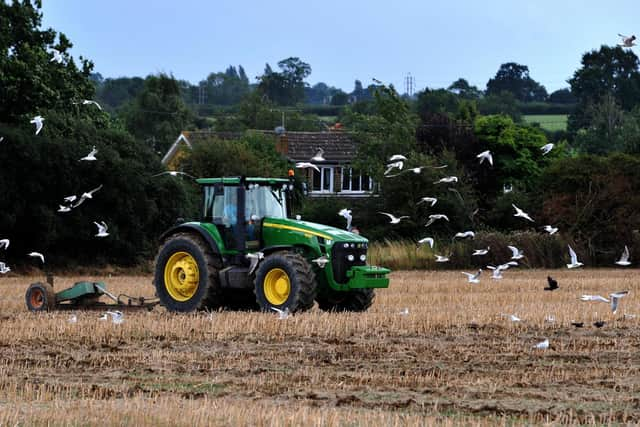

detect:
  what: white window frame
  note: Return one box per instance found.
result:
[310,166,335,194]
[339,167,373,194]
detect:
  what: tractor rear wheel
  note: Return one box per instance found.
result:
[316,288,375,312]
[254,252,316,313]
[154,232,222,312]
[25,282,56,312]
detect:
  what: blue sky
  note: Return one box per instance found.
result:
[41,0,638,94]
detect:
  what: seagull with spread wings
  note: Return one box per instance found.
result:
[379,212,410,224]
[615,245,631,266]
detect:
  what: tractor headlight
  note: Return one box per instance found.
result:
[347,254,355,262]
[360,254,366,262]
[344,243,349,248]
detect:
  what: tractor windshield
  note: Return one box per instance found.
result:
[245,185,287,220]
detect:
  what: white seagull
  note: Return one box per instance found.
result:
[73,184,103,208]
[435,254,450,263]
[503,183,513,193]
[311,147,325,162]
[462,269,482,284]
[388,154,407,162]
[58,205,72,213]
[50,48,63,63]
[425,214,449,227]
[312,255,330,268]
[417,197,438,207]
[543,225,558,235]
[379,212,410,224]
[615,245,631,266]
[384,160,404,176]
[63,195,77,203]
[434,176,458,184]
[580,294,609,303]
[271,307,290,320]
[104,310,124,324]
[338,208,353,231]
[533,338,549,350]
[610,291,630,314]
[512,204,534,222]
[30,115,44,135]
[94,221,109,237]
[502,313,521,322]
[68,314,78,324]
[567,245,583,269]
[28,252,45,264]
[618,33,637,47]
[246,251,265,275]
[476,150,493,166]
[80,146,98,161]
[295,162,320,173]
[151,171,196,179]
[507,245,524,260]
[0,262,10,274]
[454,231,475,239]
[540,143,554,155]
[81,99,102,110]
[472,247,490,256]
[0,238,9,250]
[417,237,434,249]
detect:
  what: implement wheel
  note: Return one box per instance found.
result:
[154,232,222,312]
[25,282,56,312]
[254,252,316,313]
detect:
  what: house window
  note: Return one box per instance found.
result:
[311,166,334,193]
[341,168,373,192]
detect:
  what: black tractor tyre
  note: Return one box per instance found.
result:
[154,232,223,312]
[25,282,56,312]
[254,252,317,313]
[316,288,375,312]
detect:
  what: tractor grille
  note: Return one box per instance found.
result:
[331,242,368,284]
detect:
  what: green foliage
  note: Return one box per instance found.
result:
[95,77,145,111]
[477,91,521,122]
[416,88,460,119]
[202,65,250,106]
[486,62,548,102]
[447,78,482,100]
[257,57,311,105]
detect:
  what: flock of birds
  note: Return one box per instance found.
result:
[294,137,636,349]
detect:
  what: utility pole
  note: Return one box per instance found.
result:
[404,72,415,97]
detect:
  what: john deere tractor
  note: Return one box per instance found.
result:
[154,176,390,313]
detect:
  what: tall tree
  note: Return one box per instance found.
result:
[448,78,482,99]
[257,57,311,105]
[486,62,548,102]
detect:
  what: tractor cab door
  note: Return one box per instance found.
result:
[206,185,244,252]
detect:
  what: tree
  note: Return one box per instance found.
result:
[257,57,311,105]
[123,73,194,154]
[448,78,482,99]
[568,46,640,132]
[486,62,548,102]
[96,77,145,110]
[549,88,576,104]
[477,91,521,122]
[330,90,349,105]
[416,88,460,120]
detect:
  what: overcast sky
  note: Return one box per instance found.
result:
[41,0,638,94]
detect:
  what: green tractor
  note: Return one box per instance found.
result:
[154,176,390,313]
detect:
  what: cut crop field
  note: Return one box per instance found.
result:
[1,270,639,426]
[523,114,568,132]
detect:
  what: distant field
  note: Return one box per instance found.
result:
[523,114,568,131]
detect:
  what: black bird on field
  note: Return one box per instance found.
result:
[593,321,606,328]
[544,276,559,291]
[571,321,584,328]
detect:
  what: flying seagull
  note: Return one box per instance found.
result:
[476,150,493,166]
[567,245,583,269]
[30,115,44,135]
[512,204,534,222]
[28,252,45,264]
[246,251,265,275]
[271,307,290,320]
[384,160,404,176]
[0,239,9,250]
[73,184,103,208]
[543,225,558,235]
[58,205,72,213]
[417,197,437,207]
[50,48,63,63]
[295,162,320,173]
[151,171,196,179]
[462,269,482,284]
[63,195,77,203]
[472,247,490,256]
[610,291,630,314]
[417,237,434,249]
[434,176,458,184]
[312,255,329,268]
[0,262,10,274]
[434,254,450,263]
[379,212,410,224]
[454,231,475,239]
[311,147,325,162]
[507,245,524,260]
[618,33,637,47]
[94,221,109,237]
[338,208,352,231]
[81,99,102,110]
[580,294,609,303]
[533,338,549,350]
[503,183,513,193]
[540,143,554,155]
[425,214,449,227]
[544,276,559,291]
[615,245,631,266]
[388,154,407,162]
[80,146,98,161]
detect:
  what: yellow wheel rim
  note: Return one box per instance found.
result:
[263,268,291,306]
[164,251,199,302]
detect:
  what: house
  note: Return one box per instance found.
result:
[162,130,375,197]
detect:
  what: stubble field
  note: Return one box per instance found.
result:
[0,269,639,426]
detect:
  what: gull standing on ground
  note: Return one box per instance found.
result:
[502,313,521,322]
[618,34,637,47]
[28,252,45,264]
[615,245,631,266]
[94,221,109,238]
[434,176,458,184]
[472,247,490,256]
[476,150,493,166]
[271,307,290,320]
[30,115,44,135]
[462,269,482,284]
[533,338,549,350]
[512,204,534,222]
[507,245,524,260]
[0,238,9,250]
[80,146,98,161]
[425,214,449,227]
[417,237,434,249]
[295,162,320,173]
[246,251,265,275]
[152,171,196,179]
[543,225,558,235]
[567,245,583,268]
[541,143,554,155]
[454,231,475,239]
[101,310,124,324]
[0,262,10,274]
[338,208,352,231]
[311,147,325,162]
[379,212,410,224]
[417,197,437,207]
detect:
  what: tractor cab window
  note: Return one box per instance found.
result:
[205,186,238,227]
[245,184,287,221]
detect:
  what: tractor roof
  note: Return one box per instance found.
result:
[196,177,289,186]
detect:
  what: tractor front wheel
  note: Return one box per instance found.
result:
[316,288,375,312]
[254,252,316,313]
